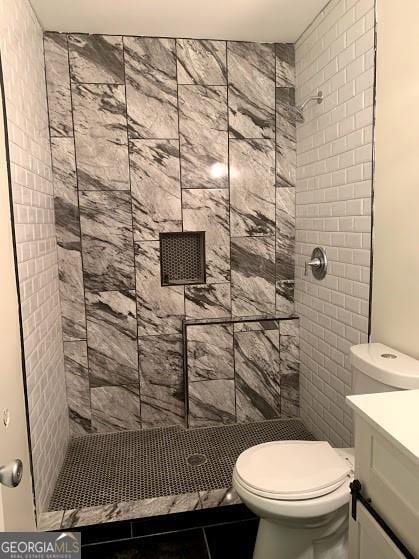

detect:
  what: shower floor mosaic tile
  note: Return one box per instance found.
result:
[49,419,313,514]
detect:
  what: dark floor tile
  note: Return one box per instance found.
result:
[68,520,131,546]
[82,529,209,559]
[205,519,259,559]
[131,505,256,538]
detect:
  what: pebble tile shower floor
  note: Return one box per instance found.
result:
[49,419,314,511]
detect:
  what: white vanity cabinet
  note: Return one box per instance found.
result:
[347,390,419,559]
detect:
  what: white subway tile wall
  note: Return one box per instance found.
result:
[0,0,69,510]
[295,0,374,446]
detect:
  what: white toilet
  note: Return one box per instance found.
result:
[233,343,419,559]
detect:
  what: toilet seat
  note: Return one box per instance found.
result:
[235,441,351,501]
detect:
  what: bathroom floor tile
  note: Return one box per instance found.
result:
[204,519,259,559]
[82,529,209,558]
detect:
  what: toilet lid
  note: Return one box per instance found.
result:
[235,441,351,500]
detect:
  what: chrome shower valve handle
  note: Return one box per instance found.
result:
[305,247,328,280]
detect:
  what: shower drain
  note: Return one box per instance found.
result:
[187,453,207,466]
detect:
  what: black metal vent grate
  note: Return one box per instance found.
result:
[160,232,205,286]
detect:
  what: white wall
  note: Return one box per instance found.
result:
[370,0,419,359]
[295,0,375,446]
[0,0,69,511]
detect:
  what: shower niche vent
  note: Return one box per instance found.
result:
[160,232,206,286]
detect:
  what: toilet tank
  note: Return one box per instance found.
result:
[351,343,419,395]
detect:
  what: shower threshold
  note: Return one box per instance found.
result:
[39,418,314,531]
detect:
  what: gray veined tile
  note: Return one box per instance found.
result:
[37,511,64,531]
[231,236,275,316]
[276,87,296,187]
[182,189,230,283]
[72,83,129,190]
[230,139,275,237]
[51,138,79,246]
[124,37,178,139]
[235,330,281,422]
[44,33,73,137]
[135,242,185,336]
[199,488,241,508]
[61,493,201,528]
[280,325,300,418]
[86,290,138,387]
[138,334,185,428]
[64,341,91,435]
[275,43,295,87]
[68,34,124,84]
[276,280,295,314]
[280,318,299,338]
[178,85,228,189]
[187,324,234,382]
[276,187,295,281]
[227,41,275,139]
[129,140,182,241]
[185,283,231,319]
[91,385,141,433]
[188,379,235,427]
[57,245,86,341]
[234,319,279,333]
[177,39,227,85]
[79,191,135,291]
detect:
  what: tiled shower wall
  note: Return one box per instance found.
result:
[295,0,374,446]
[0,0,69,511]
[44,34,298,434]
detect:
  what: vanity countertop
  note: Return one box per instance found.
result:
[346,389,419,465]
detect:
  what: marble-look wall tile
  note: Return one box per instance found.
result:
[275,44,295,87]
[64,341,91,435]
[182,189,230,283]
[91,385,141,432]
[57,246,86,341]
[276,187,295,281]
[230,139,275,237]
[231,236,275,316]
[235,330,281,421]
[72,83,129,190]
[86,290,138,387]
[178,85,228,189]
[188,379,235,427]
[276,87,296,187]
[51,137,86,341]
[124,37,178,139]
[68,34,124,84]
[177,39,227,85]
[138,335,184,428]
[135,242,185,336]
[51,138,79,246]
[227,42,275,139]
[130,140,182,241]
[79,191,135,291]
[44,33,73,137]
[234,319,279,333]
[187,324,234,381]
[185,283,231,319]
[280,319,299,417]
[276,280,295,314]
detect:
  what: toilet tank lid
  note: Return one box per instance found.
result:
[350,343,419,389]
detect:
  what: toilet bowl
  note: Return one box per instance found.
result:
[233,342,419,559]
[233,441,353,559]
